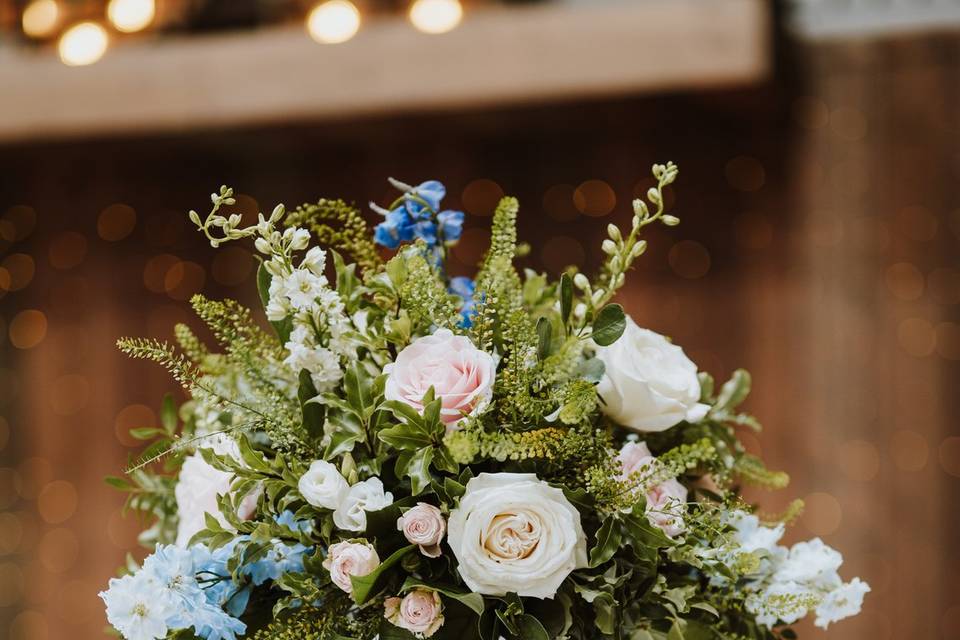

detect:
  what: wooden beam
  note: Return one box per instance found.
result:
[0,0,769,143]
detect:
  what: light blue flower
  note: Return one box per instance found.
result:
[449,276,477,328]
[183,599,248,640]
[244,541,311,585]
[437,209,464,242]
[275,510,313,534]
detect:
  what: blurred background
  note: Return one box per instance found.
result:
[1,0,959,638]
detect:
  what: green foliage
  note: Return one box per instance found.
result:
[284,198,383,275]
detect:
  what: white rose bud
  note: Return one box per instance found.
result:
[323,541,380,594]
[397,503,446,558]
[594,315,709,432]
[298,460,349,510]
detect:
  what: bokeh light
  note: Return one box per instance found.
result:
[801,491,843,536]
[21,0,60,39]
[897,317,935,357]
[939,436,960,477]
[107,0,156,34]
[408,0,463,34]
[885,262,924,301]
[542,184,578,222]
[461,179,504,217]
[58,22,109,67]
[9,310,48,350]
[450,227,490,268]
[890,430,929,472]
[307,0,361,44]
[163,260,206,300]
[668,240,711,279]
[792,96,829,130]
[97,203,137,241]
[37,481,78,524]
[143,253,181,293]
[1,206,36,242]
[211,247,254,286]
[37,528,79,573]
[573,179,616,217]
[837,439,881,482]
[540,236,586,274]
[114,403,157,447]
[895,204,938,242]
[0,253,35,292]
[734,211,773,250]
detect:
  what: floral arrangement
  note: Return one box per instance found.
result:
[101,164,869,640]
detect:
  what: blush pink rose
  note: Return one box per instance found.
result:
[617,441,655,479]
[645,478,688,538]
[397,503,446,558]
[384,589,445,638]
[384,329,495,428]
[323,541,380,594]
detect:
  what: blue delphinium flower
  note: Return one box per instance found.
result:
[275,510,313,534]
[245,541,312,585]
[372,179,464,251]
[449,276,477,328]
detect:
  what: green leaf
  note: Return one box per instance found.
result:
[324,411,364,459]
[379,425,433,451]
[364,496,419,539]
[298,369,325,442]
[560,273,573,328]
[591,592,617,635]
[401,578,485,616]
[715,369,751,411]
[396,447,434,495]
[591,303,626,346]
[256,262,292,343]
[536,317,552,360]
[589,517,622,567]
[690,602,719,618]
[350,545,415,604]
[160,393,177,435]
[443,477,466,501]
[105,476,132,490]
[129,427,165,441]
[510,615,549,640]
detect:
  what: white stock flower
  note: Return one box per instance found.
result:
[594,316,709,432]
[447,473,587,598]
[323,540,380,594]
[333,477,394,532]
[298,460,349,510]
[814,578,870,629]
[283,269,327,311]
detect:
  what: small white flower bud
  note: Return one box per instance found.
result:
[607,224,622,242]
[615,273,625,287]
[601,239,617,255]
[573,273,590,290]
[631,241,648,258]
[647,188,661,204]
[591,290,604,306]
[270,204,285,223]
[662,215,680,226]
[254,237,272,255]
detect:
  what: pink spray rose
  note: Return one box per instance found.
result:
[384,328,495,428]
[616,441,688,538]
[397,503,446,558]
[323,541,380,594]
[384,589,445,638]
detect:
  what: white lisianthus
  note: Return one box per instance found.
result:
[447,473,587,598]
[333,477,394,532]
[298,460,349,510]
[594,316,709,432]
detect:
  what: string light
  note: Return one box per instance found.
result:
[106,0,156,34]
[306,0,361,44]
[21,0,59,39]
[408,0,463,34]
[58,22,109,66]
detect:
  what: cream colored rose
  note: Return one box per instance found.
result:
[333,477,394,532]
[384,328,495,428]
[384,589,444,638]
[595,317,709,432]
[447,473,587,598]
[397,503,446,558]
[323,540,380,594]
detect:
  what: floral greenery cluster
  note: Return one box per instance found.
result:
[101,164,869,640]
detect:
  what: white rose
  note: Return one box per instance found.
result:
[333,477,394,532]
[298,460,349,510]
[594,316,709,432]
[323,540,380,594]
[174,438,259,547]
[447,473,587,598]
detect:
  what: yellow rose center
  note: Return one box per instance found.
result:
[482,511,541,562]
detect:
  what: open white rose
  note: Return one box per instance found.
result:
[174,437,260,547]
[333,477,394,532]
[595,317,709,432]
[384,328,495,428]
[298,460,349,510]
[447,473,587,598]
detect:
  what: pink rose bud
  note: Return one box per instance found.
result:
[322,541,380,594]
[617,441,655,480]
[384,589,445,638]
[397,503,446,558]
[384,329,495,428]
[645,478,689,538]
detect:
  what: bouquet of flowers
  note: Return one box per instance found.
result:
[101,163,868,640]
